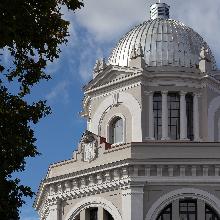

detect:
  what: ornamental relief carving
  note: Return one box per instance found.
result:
[81,130,98,162]
[83,141,97,162]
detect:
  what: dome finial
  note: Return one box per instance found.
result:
[150,2,170,20]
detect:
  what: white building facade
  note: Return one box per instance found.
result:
[34,3,220,220]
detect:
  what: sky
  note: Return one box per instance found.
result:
[10,0,220,219]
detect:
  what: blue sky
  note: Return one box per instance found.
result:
[9,0,220,219]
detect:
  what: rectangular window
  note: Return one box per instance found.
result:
[154,92,162,140]
[168,93,180,140]
[179,199,197,220]
[90,208,98,220]
[186,94,194,140]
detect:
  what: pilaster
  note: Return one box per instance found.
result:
[145,91,155,140]
[172,199,180,220]
[98,207,108,220]
[161,91,169,140]
[80,209,90,220]
[47,200,61,220]
[180,91,188,140]
[197,199,205,220]
[193,93,201,141]
[122,184,144,220]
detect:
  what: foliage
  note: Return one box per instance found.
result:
[0,0,83,219]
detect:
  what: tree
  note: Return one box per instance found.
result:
[0,0,83,219]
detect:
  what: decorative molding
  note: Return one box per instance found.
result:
[91,92,142,142]
[112,93,120,107]
[90,81,142,101]
[36,161,220,218]
[65,196,123,220]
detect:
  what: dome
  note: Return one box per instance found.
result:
[108,5,216,70]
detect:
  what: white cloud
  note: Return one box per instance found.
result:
[71,0,220,66]
[171,0,220,63]
[53,0,220,82]
[46,81,70,104]
[75,0,148,42]
[78,35,104,81]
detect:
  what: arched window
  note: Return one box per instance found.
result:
[156,204,172,220]
[109,117,124,144]
[155,199,220,220]
[78,208,114,220]
[206,204,220,220]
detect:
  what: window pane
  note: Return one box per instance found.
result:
[180,199,197,220]
[206,204,220,220]
[110,117,123,144]
[90,208,98,220]
[168,93,180,140]
[156,204,172,220]
[114,118,123,143]
[153,93,162,140]
[186,94,194,140]
[188,215,196,220]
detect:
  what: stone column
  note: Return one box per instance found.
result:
[148,91,155,140]
[172,199,180,220]
[197,200,205,220]
[180,91,188,140]
[161,91,169,140]
[80,209,90,220]
[47,200,61,220]
[98,207,108,220]
[122,185,144,220]
[193,93,201,141]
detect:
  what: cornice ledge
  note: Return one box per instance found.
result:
[85,72,142,95]
[46,178,131,202]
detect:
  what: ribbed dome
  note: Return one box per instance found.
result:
[108,18,216,70]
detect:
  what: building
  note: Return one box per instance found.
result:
[34,2,220,220]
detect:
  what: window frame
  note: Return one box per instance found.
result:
[186,93,194,141]
[205,204,220,220]
[156,204,172,220]
[107,114,126,145]
[153,92,162,140]
[168,92,180,140]
[179,198,197,220]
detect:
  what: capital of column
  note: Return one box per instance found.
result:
[48,199,61,207]
[121,183,144,195]
[161,90,169,95]
[144,90,154,96]
[193,92,201,97]
[180,91,187,96]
